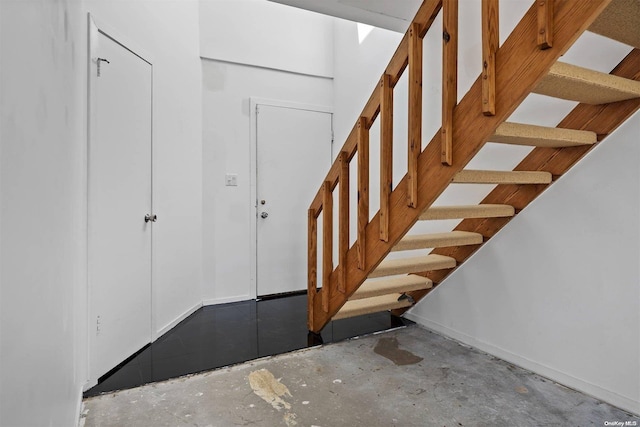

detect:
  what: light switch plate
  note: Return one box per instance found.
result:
[225,173,238,186]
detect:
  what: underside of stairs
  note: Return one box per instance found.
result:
[307,0,640,333]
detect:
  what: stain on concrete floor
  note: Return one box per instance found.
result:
[374,336,424,365]
[82,326,639,427]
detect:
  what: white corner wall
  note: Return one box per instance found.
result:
[0,1,86,425]
[200,0,334,78]
[1,1,203,425]
[200,1,334,304]
[84,0,204,336]
[406,113,640,415]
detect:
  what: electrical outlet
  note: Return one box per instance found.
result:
[225,173,238,186]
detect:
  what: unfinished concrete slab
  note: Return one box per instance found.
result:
[82,326,638,427]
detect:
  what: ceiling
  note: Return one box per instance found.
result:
[267,0,422,32]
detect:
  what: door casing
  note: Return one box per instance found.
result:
[249,98,333,299]
[86,14,155,387]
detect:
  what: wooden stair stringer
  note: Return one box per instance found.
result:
[309,0,613,333]
[393,48,640,316]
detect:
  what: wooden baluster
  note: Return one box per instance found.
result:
[321,181,333,313]
[338,152,349,293]
[356,117,369,270]
[307,208,317,329]
[408,22,423,208]
[482,0,499,116]
[380,74,393,242]
[442,0,458,166]
[537,0,554,49]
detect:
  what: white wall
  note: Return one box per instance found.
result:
[200,0,334,78]
[0,0,86,425]
[201,61,333,303]
[85,0,204,337]
[406,114,640,414]
[332,1,639,414]
[1,0,203,424]
[200,0,334,303]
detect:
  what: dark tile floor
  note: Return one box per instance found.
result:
[84,294,412,397]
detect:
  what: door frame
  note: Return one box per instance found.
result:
[249,98,333,299]
[86,14,155,387]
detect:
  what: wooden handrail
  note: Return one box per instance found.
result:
[338,152,349,293]
[356,117,369,270]
[482,0,499,116]
[321,180,332,313]
[537,0,554,49]
[379,74,394,242]
[307,0,444,331]
[441,0,458,166]
[407,23,423,208]
[308,0,606,332]
[308,0,444,216]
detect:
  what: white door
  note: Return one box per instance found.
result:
[256,104,332,296]
[89,27,153,380]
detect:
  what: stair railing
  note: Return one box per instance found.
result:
[307,0,447,330]
[307,0,571,332]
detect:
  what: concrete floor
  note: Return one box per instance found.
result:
[82,326,639,427]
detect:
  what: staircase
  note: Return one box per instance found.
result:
[307,0,640,333]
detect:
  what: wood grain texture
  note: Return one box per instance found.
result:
[380,74,394,242]
[307,209,317,330]
[442,0,459,165]
[357,117,369,270]
[321,181,332,313]
[482,0,499,115]
[338,152,349,293]
[310,0,612,332]
[537,0,554,49]
[394,47,640,317]
[408,23,423,208]
[308,0,444,215]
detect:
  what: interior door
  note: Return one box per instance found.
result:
[256,104,332,296]
[89,28,153,380]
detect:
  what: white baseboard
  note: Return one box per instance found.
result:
[405,312,640,416]
[203,295,253,306]
[155,301,203,340]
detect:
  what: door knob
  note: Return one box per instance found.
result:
[145,214,157,223]
[260,212,269,219]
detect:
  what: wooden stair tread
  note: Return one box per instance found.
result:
[534,61,640,104]
[589,0,640,49]
[420,204,515,220]
[453,170,552,184]
[333,294,413,320]
[392,231,483,252]
[369,254,456,279]
[491,122,597,148]
[350,275,432,301]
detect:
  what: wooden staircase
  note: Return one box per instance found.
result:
[307,0,640,333]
